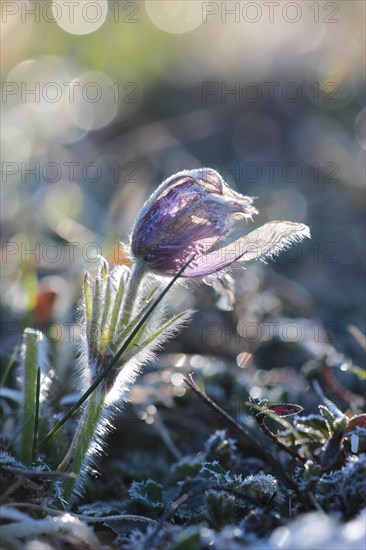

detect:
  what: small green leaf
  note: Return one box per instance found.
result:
[129,480,164,510]
[101,278,113,350]
[205,490,235,529]
[83,273,93,328]
[319,405,337,435]
[108,272,126,342]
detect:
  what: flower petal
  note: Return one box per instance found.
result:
[182,221,310,277]
[131,168,257,274]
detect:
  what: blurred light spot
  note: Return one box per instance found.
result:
[52,0,108,35]
[145,1,202,34]
[236,352,252,369]
[250,386,262,399]
[271,526,290,548]
[172,353,186,367]
[171,373,184,386]
[190,355,204,369]
[4,57,88,147]
[255,369,269,385]
[354,108,366,150]
[27,539,53,550]
[145,415,155,425]
[138,410,147,420]
[342,517,364,542]
[146,404,157,416]
[174,387,186,397]
[351,434,359,454]
[66,71,118,130]
[6,57,70,113]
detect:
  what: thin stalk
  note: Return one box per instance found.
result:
[8,503,158,525]
[255,412,306,463]
[184,374,309,510]
[1,466,76,480]
[247,402,309,462]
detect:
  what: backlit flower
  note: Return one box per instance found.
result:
[131,168,310,277]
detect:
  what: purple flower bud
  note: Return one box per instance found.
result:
[131,168,310,277]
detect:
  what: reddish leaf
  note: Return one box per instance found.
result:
[266,404,303,417]
[347,414,366,432]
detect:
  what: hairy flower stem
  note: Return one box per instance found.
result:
[58,388,106,505]
[53,256,194,507]
[57,263,147,506]
[120,261,146,325]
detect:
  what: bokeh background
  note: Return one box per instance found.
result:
[1,0,365,375]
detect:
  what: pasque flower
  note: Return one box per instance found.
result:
[131,168,310,277]
[56,168,310,506]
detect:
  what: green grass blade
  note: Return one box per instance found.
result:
[40,256,194,447]
[31,367,41,464]
[108,273,126,341]
[20,330,40,464]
